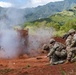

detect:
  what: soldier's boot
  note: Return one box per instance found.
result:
[64,59,71,64]
[49,60,58,65]
[51,62,59,65]
[65,55,72,64]
[49,60,53,65]
[58,60,65,64]
[52,60,65,65]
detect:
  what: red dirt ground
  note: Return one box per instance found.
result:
[0,37,76,75]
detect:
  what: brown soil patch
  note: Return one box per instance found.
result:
[0,37,76,75]
[0,56,76,75]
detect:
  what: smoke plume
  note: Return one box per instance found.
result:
[0,29,20,58]
[27,27,55,56]
[0,8,55,58]
[0,8,26,59]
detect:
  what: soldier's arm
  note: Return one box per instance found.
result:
[47,48,55,57]
[66,39,71,47]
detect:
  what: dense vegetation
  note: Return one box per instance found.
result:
[24,7,76,36]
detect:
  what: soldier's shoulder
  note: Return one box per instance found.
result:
[53,42,60,48]
[68,35,72,39]
[73,34,76,41]
[66,35,72,41]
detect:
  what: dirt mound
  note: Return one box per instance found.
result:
[54,37,66,44]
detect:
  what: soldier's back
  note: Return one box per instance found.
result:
[54,42,67,57]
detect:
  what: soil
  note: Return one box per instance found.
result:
[0,37,76,75]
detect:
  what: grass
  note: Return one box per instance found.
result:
[61,70,66,75]
[54,30,65,37]
[60,67,66,75]
[23,64,31,69]
[0,68,14,75]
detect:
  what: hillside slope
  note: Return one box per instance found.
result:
[24,7,76,36]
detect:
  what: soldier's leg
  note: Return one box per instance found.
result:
[71,56,76,62]
[70,50,76,62]
[51,54,59,65]
[70,47,76,62]
[48,56,51,61]
[61,49,67,59]
[67,52,72,62]
[59,50,67,64]
[57,56,66,64]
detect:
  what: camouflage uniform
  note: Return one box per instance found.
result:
[62,33,69,40]
[65,29,76,62]
[42,39,55,52]
[66,29,75,47]
[42,39,55,61]
[47,39,67,65]
[67,34,76,62]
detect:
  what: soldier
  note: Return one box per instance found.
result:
[42,39,55,52]
[71,34,76,62]
[65,29,76,63]
[66,29,75,47]
[47,39,67,65]
[42,39,56,61]
[66,33,76,63]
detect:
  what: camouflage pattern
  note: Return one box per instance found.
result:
[67,47,76,62]
[49,38,55,44]
[68,29,75,34]
[66,32,76,62]
[47,42,67,65]
[62,33,69,40]
[65,29,75,47]
[65,35,73,47]
[71,56,76,62]
[42,40,55,61]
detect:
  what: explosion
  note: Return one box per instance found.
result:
[0,8,55,59]
[0,29,28,59]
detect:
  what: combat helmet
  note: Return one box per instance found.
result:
[42,44,49,50]
[49,38,55,44]
[68,29,75,34]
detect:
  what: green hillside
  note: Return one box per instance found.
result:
[24,7,76,36]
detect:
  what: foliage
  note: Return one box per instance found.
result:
[0,68,14,75]
[23,7,76,36]
[61,70,66,75]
